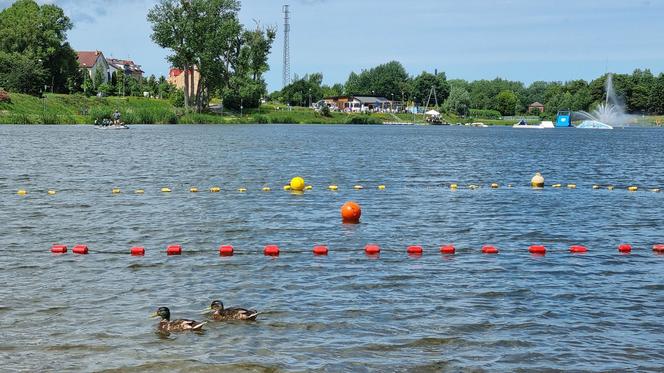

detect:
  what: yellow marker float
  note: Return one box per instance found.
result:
[135,189,145,194]
[210,187,221,193]
[328,185,338,191]
[491,183,499,189]
[628,186,638,192]
[552,184,562,188]
[161,188,172,193]
[283,185,292,191]
[238,188,247,193]
[262,187,271,192]
[567,184,577,189]
[607,185,615,191]
[290,177,305,192]
[112,188,121,194]
[47,190,57,195]
[190,187,199,193]
[17,189,28,196]
[531,172,545,188]
[378,185,386,190]
[354,185,364,190]
[450,184,458,190]
[592,185,601,190]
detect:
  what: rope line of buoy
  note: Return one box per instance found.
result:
[10,183,663,196]
[47,243,664,256]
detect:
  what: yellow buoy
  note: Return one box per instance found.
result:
[305,185,313,191]
[328,185,338,191]
[354,185,364,190]
[450,183,458,189]
[378,185,386,190]
[628,186,638,192]
[135,189,145,194]
[17,189,28,196]
[567,184,577,189]
[468,184,479,190]
[290,177,305,192]
[491,183,499,189]
[190,187,198,193]
[552,184,562,188]
[210,187,221,193]
[238,188,247,193]
[283,185,292,191]
[112,188,121,194]
[592,185,601,190]
[161,187,172,193]
[651,188,661,193]
[262,187,271,192]
[507,184,513,188]
[47,190,57,195]
[531,172,545,188]
[607,185,615,191]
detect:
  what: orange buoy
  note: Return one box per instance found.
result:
[653,244,664,253]
[72,245,89,255]
[341,201,362,224]
[482,245,499,254]
[167,245,182,256]
[219,245,234,257]
[529,245,546,255]
[264,245,280,256]
[440,245,456,255]
[51,244,67,254]
[618,244,632,253]
[569,245,588,254]
[313,245,329,256]
[365,244,381,255]
[130,247,145,256]
[407,245,423,255]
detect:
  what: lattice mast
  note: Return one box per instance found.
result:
[282,4,291,88]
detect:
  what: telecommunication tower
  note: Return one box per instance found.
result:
[282,4,291,88]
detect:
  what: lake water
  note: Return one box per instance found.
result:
[1,125,663,372]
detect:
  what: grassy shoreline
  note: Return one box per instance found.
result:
[1,93,661,126]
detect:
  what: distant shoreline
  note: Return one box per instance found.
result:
[1,93,661,126]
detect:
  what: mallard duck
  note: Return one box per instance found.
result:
[150,307,206,332]
[205,300,259,321]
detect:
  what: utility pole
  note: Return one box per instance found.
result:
[282,4,291,88]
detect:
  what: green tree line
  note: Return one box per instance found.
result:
[273,61,664,117]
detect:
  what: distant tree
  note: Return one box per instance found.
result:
[343,61,410,97]
[148,0,275,112]
[0,52,47,95]
[0,0,78,94]
[495,90,518,116]
[278,73,324,107]
[412,71,450,106]
[93,68,105,92]
[443,86,471,116]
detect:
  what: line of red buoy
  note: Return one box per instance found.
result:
[48,243,664,256]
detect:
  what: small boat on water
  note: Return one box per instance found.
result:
[512,119,554,129]
[94,124,129,130]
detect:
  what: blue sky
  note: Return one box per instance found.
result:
[4,0,664,91]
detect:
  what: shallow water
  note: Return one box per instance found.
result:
[1,124,663,372]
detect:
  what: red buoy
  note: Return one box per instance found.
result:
[529,245,547,255]
[313,245,329,256]
[72,245,89,255]
[440,245,456,255]
[167,245,182,256]
[653,244,664,254]
[341,201,362,224]
[618,244,632,253]
[569,245,588,253]
[365,244,381,255]
[482,245,499,254]
[264,245,280,256]
[130,247,145,256]
[219,245,234,257]
[407,245,423,255]
[51,244,67,254]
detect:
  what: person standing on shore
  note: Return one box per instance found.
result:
[113,110,121,125]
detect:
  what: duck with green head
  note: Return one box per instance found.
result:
[204,300,260,321]
[151,307,206,332]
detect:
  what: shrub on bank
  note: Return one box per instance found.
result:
[347,115,382,124]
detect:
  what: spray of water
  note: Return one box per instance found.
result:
[575,74,631,126]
